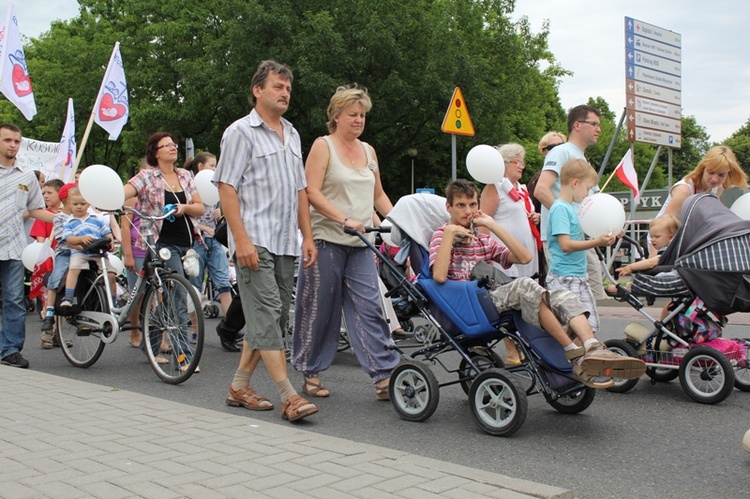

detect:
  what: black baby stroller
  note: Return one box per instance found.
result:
[604,193,750,404]
[350,194,603,437]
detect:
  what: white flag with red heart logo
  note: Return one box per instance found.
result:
[55,98,76,182]
[0,4,37,121]
[93,42,129,140]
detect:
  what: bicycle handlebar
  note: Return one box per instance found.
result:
[122,205,177,222]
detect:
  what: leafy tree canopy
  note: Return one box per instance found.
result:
[14,0,725,198]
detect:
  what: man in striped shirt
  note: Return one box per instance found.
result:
[214,60,319,422]
[429,179,645,388]
[0,123,54,369]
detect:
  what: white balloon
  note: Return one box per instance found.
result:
[78,164,125,211]
[108,254,126,277]
[21,242,43,271]
[578,193,626,238]
[380,219,394,247]
[194,169,219,206]
[730,193,750,220]
[466,145,505,184]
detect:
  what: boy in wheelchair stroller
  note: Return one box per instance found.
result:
[430,180,646,388]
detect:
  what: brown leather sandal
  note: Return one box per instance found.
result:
[301,379,330,397]
[226,386,274,411]
[281,394,318,422]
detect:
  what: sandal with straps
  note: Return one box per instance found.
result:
[375,377,391,401]
[281,394,318,422]
[226,386,274,411]
[301,378,330,397]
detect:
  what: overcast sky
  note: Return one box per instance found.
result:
[14,0,750,143]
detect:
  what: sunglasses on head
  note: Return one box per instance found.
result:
[543,143,561,152]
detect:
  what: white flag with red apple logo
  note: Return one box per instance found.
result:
[55,98,76,182]
[93,42,129,140]
[0,4,37,121]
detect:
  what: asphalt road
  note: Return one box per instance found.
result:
[18,309,750,499]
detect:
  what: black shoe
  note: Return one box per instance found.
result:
[41,316,55,332]
[216,322,241,352]
[1,352,30,368]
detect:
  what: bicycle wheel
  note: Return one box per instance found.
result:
[58,274,107,368]
[142,272,204,384]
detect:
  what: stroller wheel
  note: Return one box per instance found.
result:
[735,363,750,392]
[604,340,640,393]
[544,386,596,415]
[646,366,680,383]
[458,349,504,395]
[679,346,735,404]
[469,368,527,437]
[390,361,439,422]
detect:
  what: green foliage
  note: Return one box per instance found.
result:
[19,0,566,198]
[725,116,750,173]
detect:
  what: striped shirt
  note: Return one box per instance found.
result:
[213,108,306,257]
[0,163,45,260]
[62,214,112,255]
[52,212,73,255]
[428,225,511,281]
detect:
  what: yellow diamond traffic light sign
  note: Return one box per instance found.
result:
[441,87,475,136]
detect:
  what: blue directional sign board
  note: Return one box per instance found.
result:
[625,17,682,148]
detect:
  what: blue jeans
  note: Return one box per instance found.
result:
[47,251,71,290]
[147,243,195,362]
[189,238,231,293]
[0,259,27,357]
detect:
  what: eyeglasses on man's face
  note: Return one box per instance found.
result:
[577,120,601,129]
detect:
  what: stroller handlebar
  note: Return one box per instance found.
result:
[343,226,391,235]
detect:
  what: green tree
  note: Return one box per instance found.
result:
[724,116,750,172]
[19,0,565,198]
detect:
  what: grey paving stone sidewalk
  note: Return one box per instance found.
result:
[0,366,571,498]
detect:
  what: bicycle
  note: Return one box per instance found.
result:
[56,206,205,384]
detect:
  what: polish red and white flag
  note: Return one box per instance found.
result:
[615,149,640,204]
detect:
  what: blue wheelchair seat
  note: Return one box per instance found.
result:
[417,277,502,337]
[510,311,572,372]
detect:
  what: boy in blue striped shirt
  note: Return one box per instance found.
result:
[59,187,116,309]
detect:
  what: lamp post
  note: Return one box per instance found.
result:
[408,148,418,194]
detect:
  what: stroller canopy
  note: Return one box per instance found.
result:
[662,193,750,315]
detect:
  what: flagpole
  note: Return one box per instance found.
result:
[69,109,95,182]
[599,167,620,193]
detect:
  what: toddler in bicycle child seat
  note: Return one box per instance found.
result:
[40,182,76,347]
[605,214,680,296]
[59,187,118,309]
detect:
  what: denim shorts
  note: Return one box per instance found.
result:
[47,251,71,290]
[189,238,231,292]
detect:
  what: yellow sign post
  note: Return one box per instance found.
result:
[441,87,475,136]
[441,87,475,179]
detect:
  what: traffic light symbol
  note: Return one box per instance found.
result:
[441,88,475,136]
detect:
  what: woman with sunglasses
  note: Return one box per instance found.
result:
[527,131,566,213]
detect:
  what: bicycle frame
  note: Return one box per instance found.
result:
[67,207,175,345]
